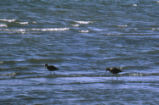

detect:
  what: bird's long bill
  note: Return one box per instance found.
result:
[119,67,123,70]
[106,69,110,72]
[106,68,110,71]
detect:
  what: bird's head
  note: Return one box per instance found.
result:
[106,67,111,71]
[45,64,48,67]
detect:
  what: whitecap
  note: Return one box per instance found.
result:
[17,22,29,25]
[0,28,26,34]
[74,21,93,24]
[72,24,80,27]
[132,4,137,7]
[79,30,89,33]
[0,19,16,22]
[31,28,69,32]
[152,28,159,31]
[0,24,7,28]
[15,29,26,34]
[117,24,128,28]
[32,21,37,24]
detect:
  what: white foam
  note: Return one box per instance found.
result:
[79,30,89,33]
[0,19,16,22]
[72,24,80,27]
[74,21,93,24]
[32,21,37,24]
[16,29,26,33]
[2,28,26,34]
[31,28,69,31]
[152,28,159,31]
[0,24,7,28]
[117,24,128,28]
[17,22,29,25]
[132,4,137,7]
[0,29,9,31]
[0,27,69,34]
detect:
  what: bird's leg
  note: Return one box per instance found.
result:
[53,71,56,75]
[49,71,52,75]
[112,75,114,80]
[105,70,109,75]
[115,74,119,80]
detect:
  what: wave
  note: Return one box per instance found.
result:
[0,24,7,28]
[0,19,16,23]
[31,28,69,31]
[0,27,70,34]
[74,21,94,25]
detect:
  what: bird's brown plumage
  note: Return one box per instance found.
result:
[45,64,58,71]
[106,67,122,74]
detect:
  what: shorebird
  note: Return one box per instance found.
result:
[45,64,58,74]
[106,67,122,74]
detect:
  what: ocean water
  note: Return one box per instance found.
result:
[0,0,159,104]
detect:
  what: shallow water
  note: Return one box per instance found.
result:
[0,0,159,104]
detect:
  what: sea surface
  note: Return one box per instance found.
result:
[0,0,159,105]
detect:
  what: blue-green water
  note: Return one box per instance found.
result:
[0,0,159,104]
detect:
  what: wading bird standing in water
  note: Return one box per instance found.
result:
[106,67,122,74]
[45,64,59,74]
